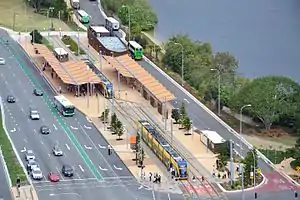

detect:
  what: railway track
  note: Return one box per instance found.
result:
[106,99,226,200]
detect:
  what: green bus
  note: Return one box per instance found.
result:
[77,10,90,24]
[128,41,143,60]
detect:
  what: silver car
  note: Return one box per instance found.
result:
[52,145,63,156]
[27,160,38,171]
[0,58,5,65]
[30,108,40,120]
[31,167,43,180]
[25,150,36,161]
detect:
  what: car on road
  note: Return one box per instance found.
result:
[30,108,40,120]
[6,95,16,103]
[31,167,43,180]
[25,150,36,161]
[0,58,5,65]
[62,165,74,177]
[27,160,39,171]
[52,145,63,156]
[33,89,43,96]
[40,126,50,134]
[48,172,60,182]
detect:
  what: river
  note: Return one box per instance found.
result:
[147,0,300,82]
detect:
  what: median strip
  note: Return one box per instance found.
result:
[7,41,103,181]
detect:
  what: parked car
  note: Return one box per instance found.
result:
[48,172,60,182]
[32,167,43,180]
[62,165,74,177]
[25,150,36,161]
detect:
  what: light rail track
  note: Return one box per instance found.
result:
[107,99,225,199]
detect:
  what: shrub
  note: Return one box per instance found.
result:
[61,35,84,55]
[290,159,300,170]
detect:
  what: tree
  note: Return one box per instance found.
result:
[243,149,258,186]
[30,30,43,44]
[51,0,68,20]
[138,147,145,167]
[182,116,192,134]
[30,0,44,12]
[217,142,230,170]
[115,120,124,140]
[179,102,187,126]
[110,113,117,134]
[117,1,158,32]
[230,76,300,130]
[171,108,180,124]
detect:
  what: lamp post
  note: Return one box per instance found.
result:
[122,5,131,41]
[210,68,221,116]
[173,42,184,86]
[239,104,252,200]
[13,12,17,31]
[77,29,80,56]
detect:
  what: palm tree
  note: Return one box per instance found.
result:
[116,120,124,140]
[183,116,192,135]
[67,8,74,22]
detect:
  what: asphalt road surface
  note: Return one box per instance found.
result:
[0,30,184,200]
[78,0,106,26]
[0,153,12,200]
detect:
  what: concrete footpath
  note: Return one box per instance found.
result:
[11,186,38,200]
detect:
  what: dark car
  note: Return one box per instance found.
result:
[62,165,74,177]
[40,126,50,134]
[33,89,43,96]
[6,95,16,103]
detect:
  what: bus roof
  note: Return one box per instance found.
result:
[78,10,88,16]
[54,95,74,107]
[106,17,119,24]
[90,26,109,34]
[129,41,142,49]
[54,48,68,56]
[72,0,80,2]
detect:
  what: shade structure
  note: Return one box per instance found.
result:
[104,54,175,102]
[34,44,102,85]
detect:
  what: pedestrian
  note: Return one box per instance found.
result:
[158,174,161,183]
[236,166,239,172]
[218,173,221,179]
[143,171,146,180]
[51,72,53,78]
[149,172,152,182]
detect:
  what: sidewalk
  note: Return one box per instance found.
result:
[11,186,38,200]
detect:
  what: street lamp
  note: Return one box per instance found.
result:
[239,104,251,200]
[122,5,131,41]
[210,68,221,116]
[173,42,184,87]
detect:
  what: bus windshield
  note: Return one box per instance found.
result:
[64,106,75,114]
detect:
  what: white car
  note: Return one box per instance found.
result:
[30,109,40,120]
[25,150,36,161]
[31,167,43,180]
[52,145,63,156]
[0,58,5,65]
[27,160,39,171]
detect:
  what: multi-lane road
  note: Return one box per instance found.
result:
[0,30,184,200]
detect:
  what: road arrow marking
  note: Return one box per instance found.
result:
[84,125,92,130]
[53,124,58,130]
[84,145,92,150]
[65,144,70,150]
[21,147,26,153]
[70,126,78,130]
[99,166,108,171]
[184,98,190,104]
[113,165,123,171]
[138,185,143,190]
[98,144,106,149]
[10,128,16,132]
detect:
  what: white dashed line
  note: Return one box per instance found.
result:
[65,144,70,150]
[23,139,27,143]
[84,125,92,129]
[113,165,123,171]
[33,129,37,134]
[10,128,16,132]
[184,98,190,104]
[20,147,26,153]
[78,165,84,172]
[53,124,57,130]
[40,140,44,145]
[84,145,92,150]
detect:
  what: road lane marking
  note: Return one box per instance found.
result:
[113,165,123,171]
[79,165,84,172]
[10,128,16,132]
[84,145,92,150]
[65,144,70,150]
[138,185,143,190]
[48,154,51,157]
[99,166,108,171]
[70,126,78,130]
[86,117,92,123]
[23,139,27,143]
[98,144,106,149]
[184,98,190,104]
[21,147,26,153]
[20,107,24,113]
[53,124,58,130]
[56,167,65,180]
[33,129,37,134]
[40,140,44,145]
[84,125,92,129]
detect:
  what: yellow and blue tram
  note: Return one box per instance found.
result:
[137,120,188,180]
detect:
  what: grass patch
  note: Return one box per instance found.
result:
[0,118,26,185]
[42,37,54,51]
[0,0,71,32]
[259,149,290,164]
[61,35,84,55]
